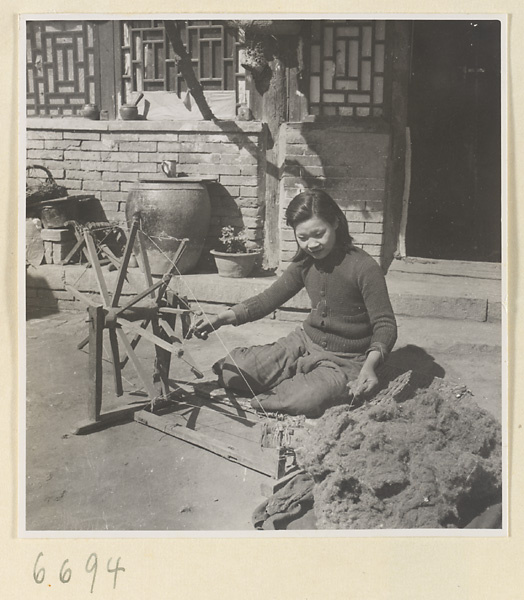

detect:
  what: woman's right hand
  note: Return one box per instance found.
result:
[190,309,236,340]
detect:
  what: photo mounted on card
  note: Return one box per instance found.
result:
[20,14,507,537]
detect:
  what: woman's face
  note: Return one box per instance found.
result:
[294,215,338,260]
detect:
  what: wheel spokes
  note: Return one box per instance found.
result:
[112,216,139,307]
[116,327,157,399]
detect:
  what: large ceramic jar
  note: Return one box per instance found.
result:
[126,176,212,275]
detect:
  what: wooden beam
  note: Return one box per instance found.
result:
[397,126,411,259]
[158,307,192,316]
[120,319,182,355]
[108,328,124,397]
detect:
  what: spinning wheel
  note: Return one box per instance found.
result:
[68,215,297,484]
[68,215,200,434]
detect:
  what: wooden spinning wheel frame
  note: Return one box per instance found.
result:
[68,214,198,434]
[67,215,295,482]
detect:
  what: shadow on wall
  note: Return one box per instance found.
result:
[76,196,109,224]
[198,119,389,271]
[279,121,390,266]
[196,181,267,274]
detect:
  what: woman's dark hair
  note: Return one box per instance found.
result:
[285,189,353,261]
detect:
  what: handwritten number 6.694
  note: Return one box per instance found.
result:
[33,552,125,591]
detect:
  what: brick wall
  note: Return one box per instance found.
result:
[278,121,391,267]
[26,119,266,267]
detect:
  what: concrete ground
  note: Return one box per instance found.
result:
[25,309,502,532]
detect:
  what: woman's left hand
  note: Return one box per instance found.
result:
[348,366,379,399]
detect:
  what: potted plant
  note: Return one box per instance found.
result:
[210,226,261,278]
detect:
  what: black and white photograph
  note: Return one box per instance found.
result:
[22,16,506,534]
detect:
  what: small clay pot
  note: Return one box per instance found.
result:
[237,105,253,121]
[210,249,261,278]
[119,105,139,120]
[82,103,100,120]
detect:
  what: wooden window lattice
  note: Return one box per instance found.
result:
[309,20,386,117]
[26,21,98,116]
[26,20,386,118]
[121,20,245,105]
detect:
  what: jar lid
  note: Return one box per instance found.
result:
[138,175,218,183]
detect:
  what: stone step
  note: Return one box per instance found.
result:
[388,257,501,280]
[386,270,502,322]
[169,270,502,323]
[26,264,503,323]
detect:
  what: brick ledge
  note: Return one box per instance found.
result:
[26,118,264,134]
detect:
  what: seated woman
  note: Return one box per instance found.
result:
[192,189,397,418]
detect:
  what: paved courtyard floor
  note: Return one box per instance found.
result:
[24,309,502,532]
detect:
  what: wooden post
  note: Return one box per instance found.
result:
[382,21,412,269]
[247,35,300,269]
[96,21,120,119]
[87,305,104,422]
[262,55,287,270]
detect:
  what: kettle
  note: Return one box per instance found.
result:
[161,160,177,177]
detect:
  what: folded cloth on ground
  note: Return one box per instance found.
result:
[252,473,316,530]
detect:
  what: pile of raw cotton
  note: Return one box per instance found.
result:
[295,376,502,529]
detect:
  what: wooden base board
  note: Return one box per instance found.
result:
[134,403,291,479]
[73,401,149,435]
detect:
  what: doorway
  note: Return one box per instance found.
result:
[405,20,501,262]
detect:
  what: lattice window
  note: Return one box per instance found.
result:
[26,21,98,116]
[309,20,386,117]
[121,20,245,105]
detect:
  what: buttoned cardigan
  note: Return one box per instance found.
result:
[230,245,397,358]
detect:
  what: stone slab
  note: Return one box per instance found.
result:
[40,228,75,242]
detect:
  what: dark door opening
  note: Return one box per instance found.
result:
[406,20,501,262]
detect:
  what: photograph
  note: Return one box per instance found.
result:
[22,15,505,534]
